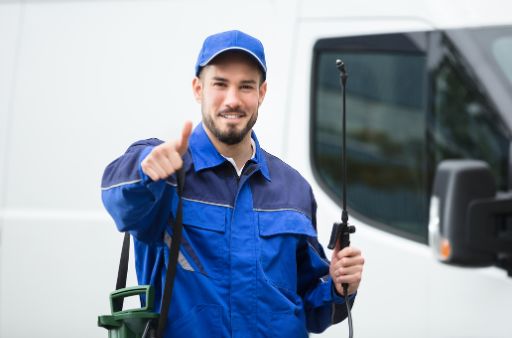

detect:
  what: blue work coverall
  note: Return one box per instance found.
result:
[101,123,354,337]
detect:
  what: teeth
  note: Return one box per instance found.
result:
[222,114,242,119]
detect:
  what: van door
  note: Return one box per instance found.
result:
[288,19,512,338]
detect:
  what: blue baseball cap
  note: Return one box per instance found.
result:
[195,30,267,80]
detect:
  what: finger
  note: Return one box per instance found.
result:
[331,248,338,262]
[158,155,177,177]
[341,283,359,297]
[151,162,169,180]
[334,264,363,278]
[334,283,347,296]
[168,149,184,171]
[335,255,365,269]
[336,246,361,260]
[145,153,170,180]
[141,156,158,180]
[333,264,362,279]
[142,146,175,181]
[149,145,178,176]
[336,273,362,286]
[330,241,341,261]
[335,267,362,282]
[334,280,358,297]
[156,147,179,173]
[141,165,159,182]
[176,121,193,156]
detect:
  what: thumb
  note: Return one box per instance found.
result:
[176,121,193,156]
[331,241,341,262]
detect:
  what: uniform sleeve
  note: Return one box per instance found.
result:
[297,192,356,333]
[101,138,173,243]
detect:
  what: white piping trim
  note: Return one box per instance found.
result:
[101,179,142,191]
[102,178,177,191]
[182,197,233,209]
[254,207,309,217]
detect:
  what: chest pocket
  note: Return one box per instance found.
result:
[180,199,228,280]
[258,210,317,292]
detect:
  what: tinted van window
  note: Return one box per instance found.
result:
[312,41,428,242]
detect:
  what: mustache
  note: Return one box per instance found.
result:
[218,107,247,115]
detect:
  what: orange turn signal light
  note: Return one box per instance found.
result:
[440,239,452,260]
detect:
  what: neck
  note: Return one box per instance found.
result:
[206,129,254,169]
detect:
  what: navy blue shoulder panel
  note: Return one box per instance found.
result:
[182,159,237,207]
[251,150,315,221]
[101,138,164,188]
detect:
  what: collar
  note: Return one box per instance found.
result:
[188,123,271,181]
[221,138,256,176]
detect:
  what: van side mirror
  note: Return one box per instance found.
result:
[429,160,512,275]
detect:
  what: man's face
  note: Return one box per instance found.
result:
[193,52,267,145]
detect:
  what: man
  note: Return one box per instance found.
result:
[102,30,364,337]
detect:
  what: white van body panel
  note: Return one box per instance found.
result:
[292,12,512,338]
[1,1,511,337]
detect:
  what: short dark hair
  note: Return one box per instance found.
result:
[197,50,266,85]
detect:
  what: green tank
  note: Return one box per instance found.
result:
[98,285,159,338]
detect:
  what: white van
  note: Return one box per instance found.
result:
[1,0,511,337]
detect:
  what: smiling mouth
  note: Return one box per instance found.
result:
[219,112,246,119]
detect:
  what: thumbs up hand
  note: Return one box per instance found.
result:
[141,121,193,181]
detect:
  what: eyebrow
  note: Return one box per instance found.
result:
[241,79,257,85]
[212,76,228,82]
[211,76,257,85]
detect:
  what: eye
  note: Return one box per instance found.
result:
[241,84,255,90]
[213,82,227,87]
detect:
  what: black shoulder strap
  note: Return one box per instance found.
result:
[116,232,131,290]
[114,168,185,338]
[113,231,131,311]
[156,168,185,338]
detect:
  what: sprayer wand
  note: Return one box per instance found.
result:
[327,59,356,338]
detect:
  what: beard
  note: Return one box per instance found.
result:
[203,108,258,145]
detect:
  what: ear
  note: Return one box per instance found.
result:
[258,81,267,106]
[192,76,202,103]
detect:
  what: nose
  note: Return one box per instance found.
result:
[224,86,242,109]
